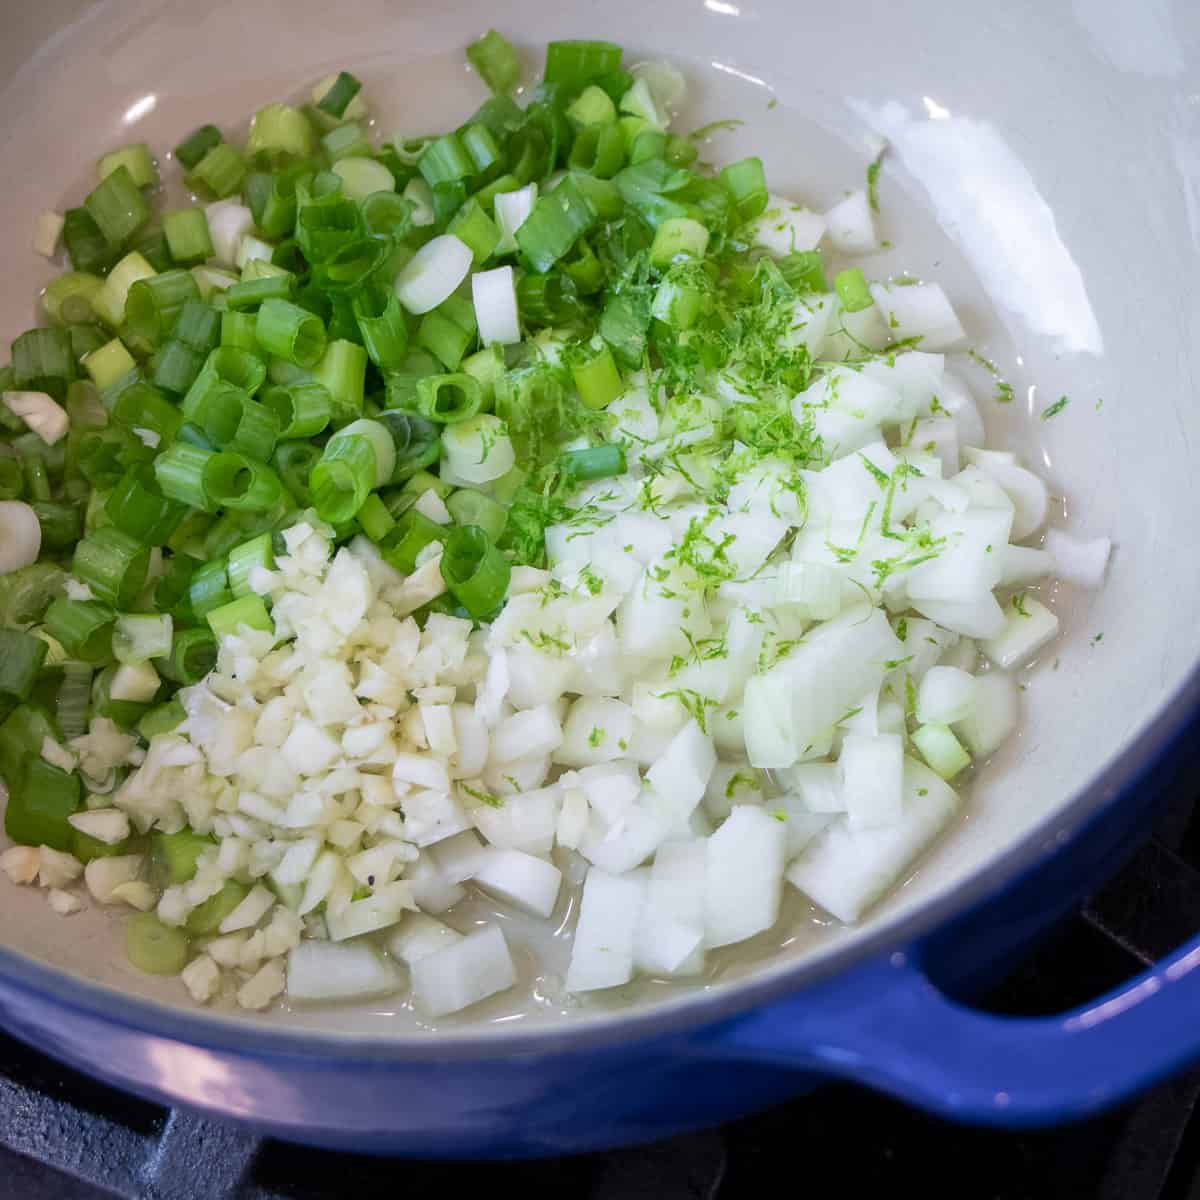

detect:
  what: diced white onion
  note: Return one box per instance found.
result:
[410,924,516,1016]
[824,189,878,254]
[1043,529,1111,589]
[869,281,965,350]
[287,941,402,1002]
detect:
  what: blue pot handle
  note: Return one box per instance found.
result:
[714,935,1200,1124]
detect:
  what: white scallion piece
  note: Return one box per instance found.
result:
[33,210,64,258]
[471,265,521,346]
[0,501,42,574]
[394,234,473,314]
[493,183,537,254]
[3,391,68,445]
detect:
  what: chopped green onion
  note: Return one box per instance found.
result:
[835,267,873,313]
[310,236,387,293]
[69,322,109,364]
[254,298,327,368]
[43,597,114,663]
[150,340,204,395]
[93,251,157,329]
[202,452,285,512]
[322,122,372,162]
[11,328,76,400]
[379,508,445,573]
[649,216,709,266]
[418,309,475,371]
[184,559,232,620]
[154,442,217,510]
[162,627,219,685]
[42,272,105,326]
[72,526,150,608]
[23,455,51,502]
[778,249,828,293]
[113,613,172,664]
[718,156,768,223]
[31,501,81,549]
[247,102,316,161]
[313,339,367,424]
[5,754,81,851]
[174,124,222,170]
[418,133,475,187]
[331,156,395,201]
[227,532,274,597]
[137,696,186,740]
[126,913,191,976]
[111,379,184,447]
[197,346,266,398]
[377,410,441,482]
[62,209,117,275]
[317,71,363,119]
[544,40,623,89]
[105,465,186,546]
[224,272,295,312]
[460,124,502,174]
[296,194,361,264]
[219,311,257,353]
[446,488,507,541]
[439,524,510,618]
[243,170,299,239]
[206,593,272,639]
[414,373,483,424]
[467,30,521,95]
[561,443,626,481]
[352,286,409,370]
[360,190,413,240]
[125,270,201,347]
[309,433,376,523]
[163,208,214,265]
[570,341,623,409]
[443,199,499,267]
[56,662,93,742]
[0,629,48,702]
[568,123,626,179]
[356,493,396,541]
[81,338,136,390]
[0,458,23,501]
[84,165,150,247]
[516,177,598,273]
[261,381,331,440]
[273,440,321,504]
[189,142,246,198]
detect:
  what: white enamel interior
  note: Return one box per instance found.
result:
[1,0,1198,1039]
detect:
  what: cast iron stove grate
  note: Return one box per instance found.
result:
[5,787,1200,1200]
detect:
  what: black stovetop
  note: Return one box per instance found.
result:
[6,789,1200,1200]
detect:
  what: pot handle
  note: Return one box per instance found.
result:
[712,937,1200,1124]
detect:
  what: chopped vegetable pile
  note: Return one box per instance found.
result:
[0,35,1112,1018]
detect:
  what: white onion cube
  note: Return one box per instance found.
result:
[704,806,787,948]
[410,925,517,1016]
